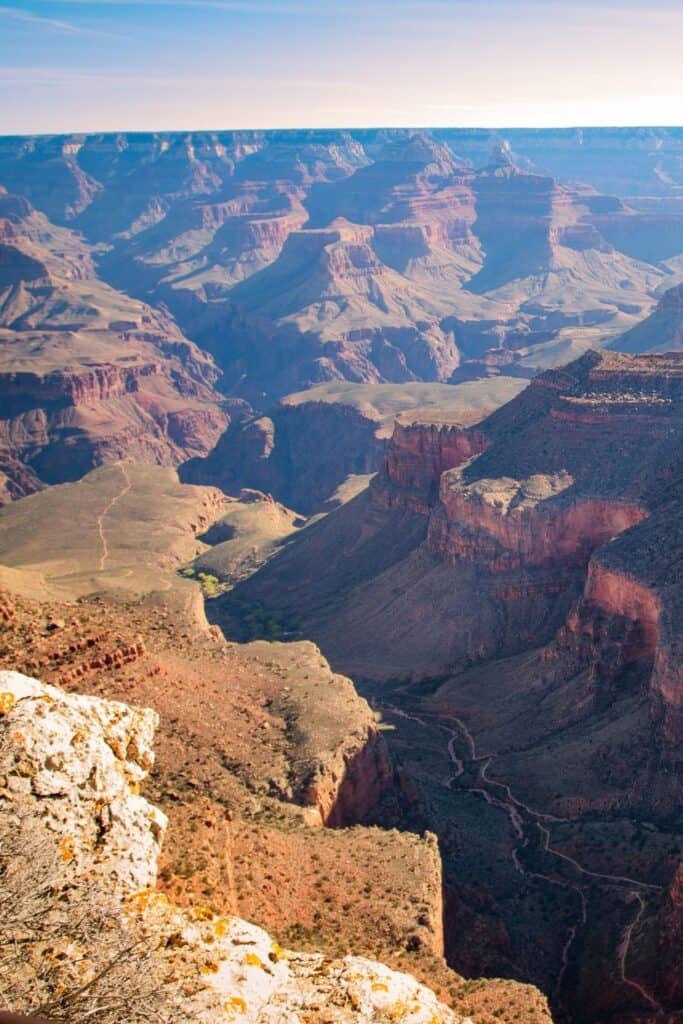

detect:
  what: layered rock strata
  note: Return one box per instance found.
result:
[2,130,680,400]
[0,192,227,501]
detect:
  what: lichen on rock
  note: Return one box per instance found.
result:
[0,669,469,1023]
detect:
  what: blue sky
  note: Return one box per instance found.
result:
[1,0,682,133]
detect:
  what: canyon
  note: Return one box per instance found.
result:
[0,130,681,429]
[1,127,682,1024]
[225,351,683,1022]
[0,463,551,1023]
[1,129,683,505]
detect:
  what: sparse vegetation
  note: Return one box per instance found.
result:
[0,814,183,1023]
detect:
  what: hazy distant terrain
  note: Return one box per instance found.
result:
[1,128,683,403]
[2,126,683,504]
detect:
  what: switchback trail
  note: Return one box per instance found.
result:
[375,698,665,1018]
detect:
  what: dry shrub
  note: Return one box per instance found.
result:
[0,712,195,1024]
[0,809,188,1023]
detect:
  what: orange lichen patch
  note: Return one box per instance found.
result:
[214,917,231,938]
[225,996,247,1014]
[386,1001,411,1022]
[129,781,141,795]
[59,835,75,863]
[270,942,286,962]
[0,692,16,715]
[191,905,216,922]
[243,952,263,969]
[200,961,219,975]
[372,981,390,992]
[126,889,169,915]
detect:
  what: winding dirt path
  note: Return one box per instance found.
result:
[378,699,665,1015]
[96,463,133,572]
[616,893,662,1012]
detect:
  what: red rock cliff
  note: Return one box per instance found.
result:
[429,471,646,572]
[375,419,490,513]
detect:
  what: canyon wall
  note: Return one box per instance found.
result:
[378,419,490,512]
[184,399,386,514]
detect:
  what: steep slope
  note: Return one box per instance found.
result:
[610,282,683,354]
[0,190,227,502]
[224,351,683,1022]
[0,492,553,1024]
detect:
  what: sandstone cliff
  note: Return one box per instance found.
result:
[0,192,227,501]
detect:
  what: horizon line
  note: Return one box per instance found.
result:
[2,122,683,140]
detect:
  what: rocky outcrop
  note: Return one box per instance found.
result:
[429,474,646,572]
[0,361,162,406]
[378,420,492,512]
[300,720,393,828]
[257,640,394,827]
[0,668,468,1024]
[0,194,228,500]
[0,669,164,892]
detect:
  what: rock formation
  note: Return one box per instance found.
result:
[0,669,164,892]
[0,668,469,1023]
[0,190,227,501]
[226,350,683,1022]
[1,130,681,404]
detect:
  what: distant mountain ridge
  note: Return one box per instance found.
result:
[1,127,683,504]
[0,127,682,404]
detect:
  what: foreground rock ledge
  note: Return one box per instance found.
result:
[0,668,471,1023]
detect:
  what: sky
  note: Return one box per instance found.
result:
[0,0,682,134]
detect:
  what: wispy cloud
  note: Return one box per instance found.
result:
[24,0,322,10]
[0,3,125,35]
[0,66,364,89]
[27,0,683,18]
